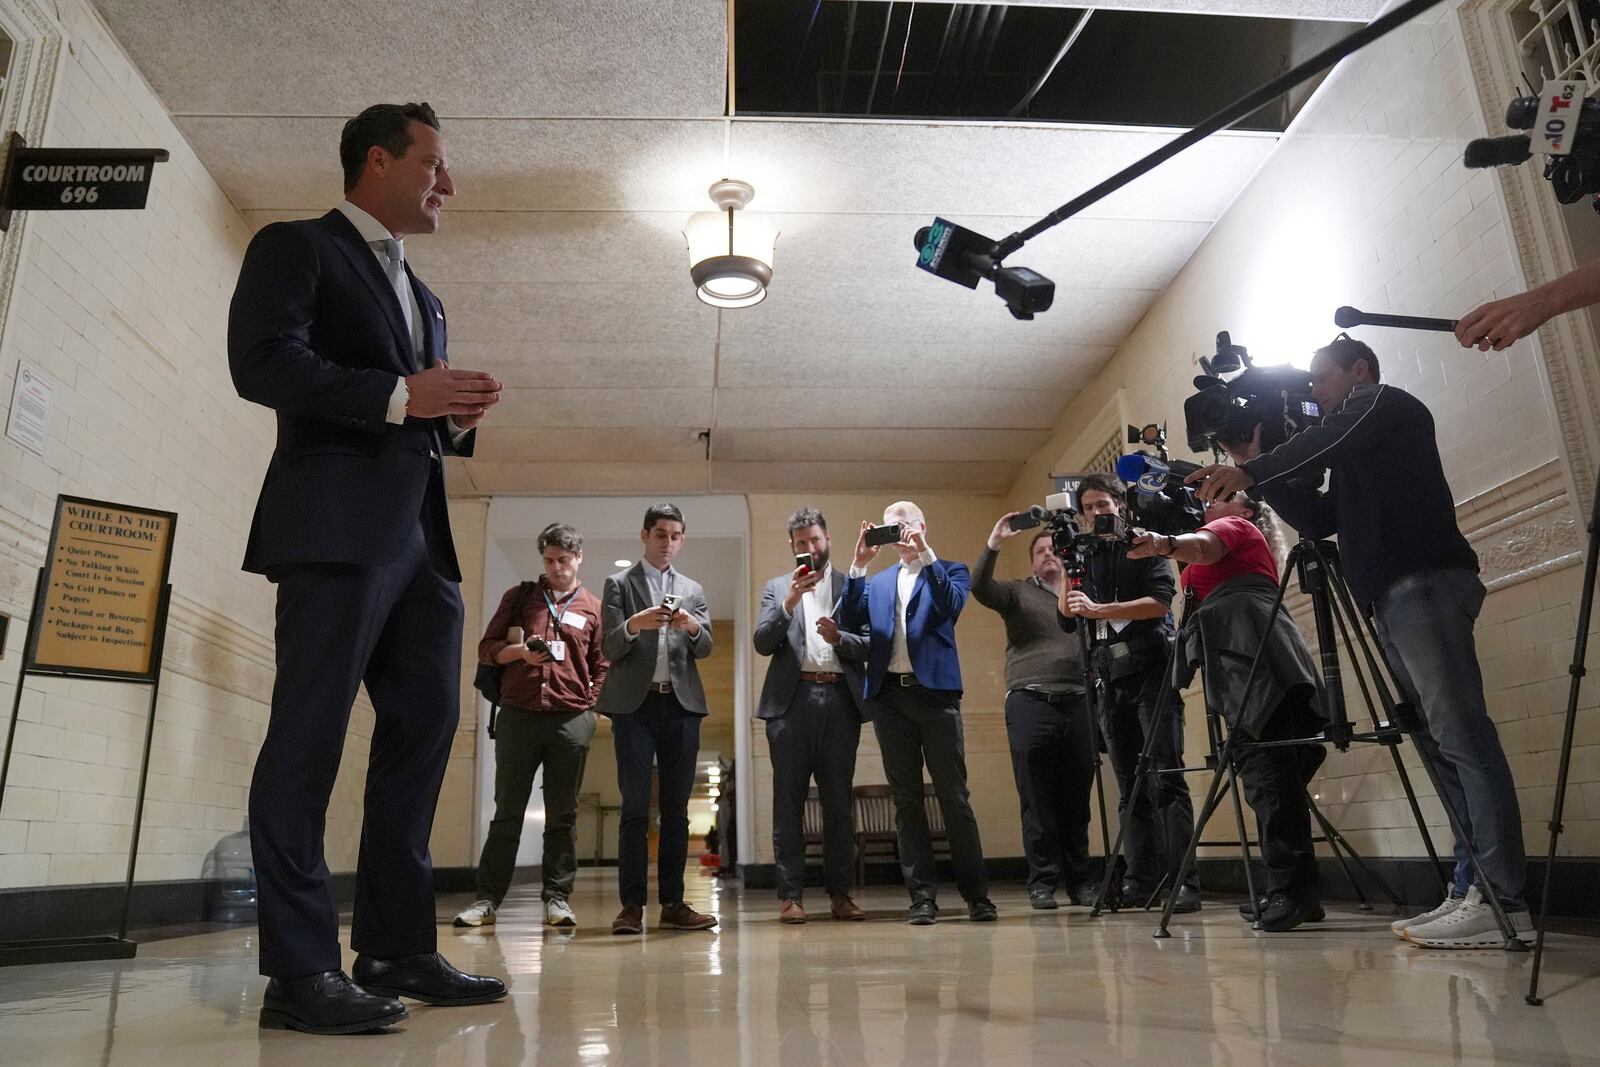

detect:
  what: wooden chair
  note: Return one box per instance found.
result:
[853,784,898,887]
[802,786,825,863]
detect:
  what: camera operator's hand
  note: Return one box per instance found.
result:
[521,646,553,666]
[782,565,825,615]
[988,512,1023,550]
[815,616,842,646]
[1126,532,1161,560]
[1219,424,1264,465]
[668,609,700,635]
[901,525,929,556]
[1186,462,1255,503]
[853,521,879,571]
[1062,589,1111,619]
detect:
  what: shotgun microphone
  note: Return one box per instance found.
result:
[1333,306,1458,332]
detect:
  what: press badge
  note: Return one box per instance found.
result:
[547,639,567,662]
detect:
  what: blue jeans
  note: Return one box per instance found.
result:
[1372,569,1526,909]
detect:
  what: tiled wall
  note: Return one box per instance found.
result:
[1007,2,1595,863]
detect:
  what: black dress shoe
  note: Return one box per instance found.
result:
[1238,896,1326,923]
[259,971,407,1035]
[352,952,507,1006]
[1028,889,1059,911]
[967,897,999,922]
[907,899,938,926]
[1170,885,1203,914]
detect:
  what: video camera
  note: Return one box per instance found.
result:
[1183,331,1321,454]
[1116,423,1206,536]
[1465,80,1600,209]
[1028,493,1124,567]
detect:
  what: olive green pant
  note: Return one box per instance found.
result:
[474,707,596,904]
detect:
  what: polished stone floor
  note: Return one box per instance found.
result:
[2,868,1598,1066]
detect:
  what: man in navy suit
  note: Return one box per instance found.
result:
[229,102,506,1035]
[837,501,996,925]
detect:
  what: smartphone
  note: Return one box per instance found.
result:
[1007,512,1041,532]
[795,552,814,574]
[525,635,552,655]
[864,523,903,548]
[660,592,682,613]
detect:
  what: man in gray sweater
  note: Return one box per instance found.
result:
[973,513,1094,909]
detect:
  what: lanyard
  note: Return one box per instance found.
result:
[542,585,580,635]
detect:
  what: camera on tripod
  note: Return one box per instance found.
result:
[1027,494,1123,565]
[1464,79,1600,208]
[1183,331,1322,454]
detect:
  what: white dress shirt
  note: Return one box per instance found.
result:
[850,547,938,676]
[336,201,424,425]
[641,559,676,683]
[791,566,842,673]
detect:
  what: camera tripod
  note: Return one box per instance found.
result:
[1060,549,1127,899]
[1151,540,1528,944]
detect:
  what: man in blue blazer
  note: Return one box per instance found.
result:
[229,103,505,1035]
[837,501,996,925]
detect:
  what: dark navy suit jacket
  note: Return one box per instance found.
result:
[227,210,473,579]
[838,558,969,699]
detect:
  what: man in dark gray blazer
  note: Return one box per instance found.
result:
[598,503,717,935]
[754,508,870,924]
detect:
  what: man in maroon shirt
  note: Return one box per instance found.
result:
[454,523,608,929]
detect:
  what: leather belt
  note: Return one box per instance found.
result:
[648,681,674,694]
[798,671,842,684]
[885,672,921,689]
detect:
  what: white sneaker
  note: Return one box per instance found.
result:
[1390,892,1463,939]
[1403,887,1536,948]
[544,898,577,927]
[453,899,497,927]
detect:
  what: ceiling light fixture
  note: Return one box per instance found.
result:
[684,179,778,309]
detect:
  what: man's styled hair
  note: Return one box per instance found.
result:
[643,503,686,533]
[537,523,583,555]
[1316,333,1382,382]
[1030,529,1054,554]
[1077,473,1127,508]
[787,507,827,536]
[884,500,926,526]
[339,102,440,193]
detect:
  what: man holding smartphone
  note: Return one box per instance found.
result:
[838,501,996,925]
[754,508,870,923]
[599,503,718,935]
[455,523,607,930]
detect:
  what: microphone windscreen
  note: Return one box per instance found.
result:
[1333,306,1363,329]
[1463,135,1531,169]
[1115,453,1149,483]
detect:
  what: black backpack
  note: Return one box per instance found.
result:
[473,581,536,736]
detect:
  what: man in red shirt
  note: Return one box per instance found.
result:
[454,523,608,930]
[1129,495,1326,931]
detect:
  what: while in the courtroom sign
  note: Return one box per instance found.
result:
[29,496,176,679]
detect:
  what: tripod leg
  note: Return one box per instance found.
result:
[1309,796,1403,908]
[1308,794,1372,910]
[1528,470,1600,1005]
[1225,755,1263,925]
[1155,745,1235,938]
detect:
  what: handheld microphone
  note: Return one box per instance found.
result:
[914,219,999,290]
[1116,453,1201,501]
[1333,306,1458,332]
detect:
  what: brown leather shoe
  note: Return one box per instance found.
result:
[659,902,718,930]
[779,899,808,924]
[830,894,866,921]
[612,905,644,935]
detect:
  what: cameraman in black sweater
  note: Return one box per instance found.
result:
[1187,334,1530,948]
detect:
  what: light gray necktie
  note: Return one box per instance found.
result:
[372,238,416,343]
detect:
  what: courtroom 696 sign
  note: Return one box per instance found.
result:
[0,133,169,231]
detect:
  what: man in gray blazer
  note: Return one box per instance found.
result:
[754,508,870,924]
[598,503,717,935]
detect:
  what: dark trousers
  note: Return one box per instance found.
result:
[1004,689,1094,894]
[1102,668,1198,894]
[1235,699,1325,898]
[475,708,596,905]
[612,691,702,907]
[249,522,461,979]
[767,680,862,900]
[869,682,988,903]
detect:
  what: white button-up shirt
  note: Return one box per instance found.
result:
[641,560,676,683]
[851,547,938,676]
[793,566,841,673]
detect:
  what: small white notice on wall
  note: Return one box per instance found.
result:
[6,364,53,455]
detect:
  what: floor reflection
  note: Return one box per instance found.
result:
[0,868,1597,1066]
